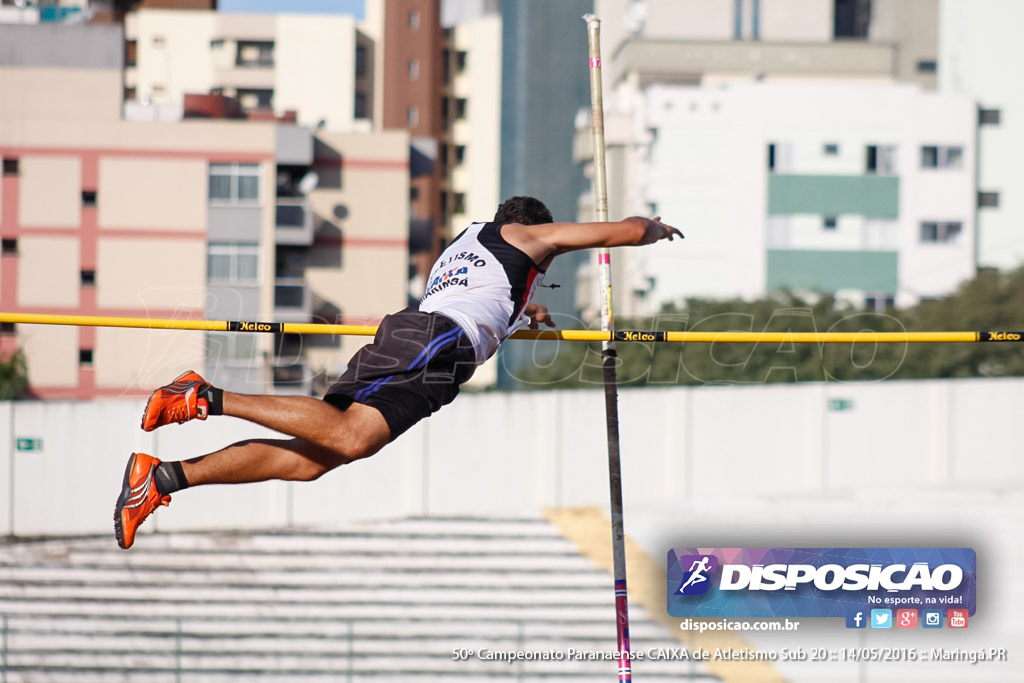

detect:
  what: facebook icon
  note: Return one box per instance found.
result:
[846,610,867,629]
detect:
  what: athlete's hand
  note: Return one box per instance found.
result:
[636,216,683,244]
[524,303,556,330]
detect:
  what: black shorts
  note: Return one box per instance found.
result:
[324,308,477,439]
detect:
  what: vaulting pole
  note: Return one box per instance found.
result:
[583,13,632,682]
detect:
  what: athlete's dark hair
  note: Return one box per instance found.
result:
[493,196,553,226]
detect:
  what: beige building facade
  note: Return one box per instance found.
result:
[1,22,409,399]
[125,9,373,132]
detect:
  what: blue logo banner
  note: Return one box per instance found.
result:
[666,547,976,619]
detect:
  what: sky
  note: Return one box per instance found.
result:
[218,0,365,19]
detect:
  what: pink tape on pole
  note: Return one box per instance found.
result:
[589,57,601,68]
[599,253,611,265]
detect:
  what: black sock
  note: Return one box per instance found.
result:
[154,461,189,496]
[199,385,224,416]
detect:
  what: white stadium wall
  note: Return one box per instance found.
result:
[2,376,1022,537]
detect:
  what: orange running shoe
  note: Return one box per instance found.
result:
[141,370,211,432]
[114,452,171,550]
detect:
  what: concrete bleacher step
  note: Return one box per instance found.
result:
[0,516,718,682]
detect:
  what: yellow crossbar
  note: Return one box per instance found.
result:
[1,312,1020,343]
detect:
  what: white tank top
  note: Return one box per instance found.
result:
[419,222,545,363]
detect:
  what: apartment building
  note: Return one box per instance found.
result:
[0,22,409,399]
[938,0,1024,270]
[373,0,445,287]
[441,12,501,237]
[367,0,504,305]
[634,82,975,310]
[571,0,978,316]
[124,8,373,132]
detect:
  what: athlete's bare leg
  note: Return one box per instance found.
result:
[180,395,391,487]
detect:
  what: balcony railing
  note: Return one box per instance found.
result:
[275,198,313,245]
[274,278,311,323]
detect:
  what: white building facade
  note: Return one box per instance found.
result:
[444,13,502,236]
[574,0,980,316]
[618,81,977,312]
[939,0,1024,270]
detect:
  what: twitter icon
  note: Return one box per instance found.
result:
[870,609,892,629]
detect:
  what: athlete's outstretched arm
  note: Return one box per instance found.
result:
[503,216,682,268]
[544,216,682,252]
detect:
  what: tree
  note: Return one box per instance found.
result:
[0,348,28,400]
[515,266,1024,388]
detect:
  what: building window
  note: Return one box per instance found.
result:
[408,59,420,80]
[824,143,839,156]
[236,41,274,68]
[125,40,137,68]
[210,38,225,49]
[920,221,962,243]
[978,191,1000,208]
[409,10,421,30]
[439,143,450,177]
[1,239,16,255]
[454,98,467,120]
[767,143,776,172]
[207,243,259,283]
[355,45,368,77]
[452,192,467,215]
[865,144,898,175]
[82,190,97,207]
[81,270,96,286]
[206,332,257,364]
[0,323,14,335]
[916,60,938,74]
[865,295,895,312]
[921,145,963,169]
[823,216,838,230]
[455,50,468,72]
[407,106,419,127]
[237,88,273,111]
[454,145,466,165]
[354,92,367,119]
[2,158,18,176]
[442,48,452,84]
[979,108,1001,125]
[834,0,870,39]
[79,349,94,365]
[209,163,260,203]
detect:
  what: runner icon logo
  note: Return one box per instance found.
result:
[675,555,719,595]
